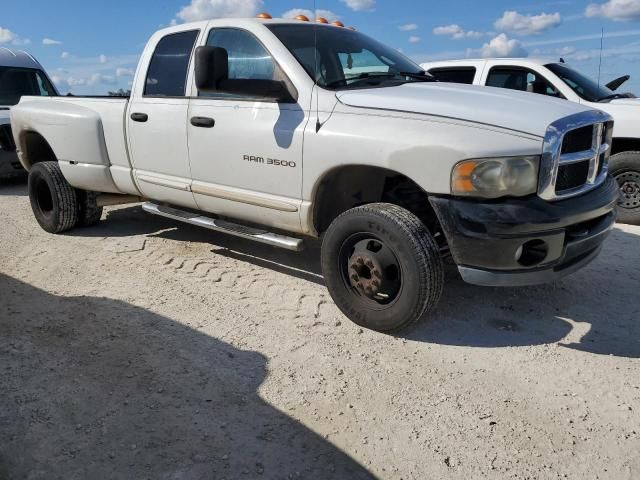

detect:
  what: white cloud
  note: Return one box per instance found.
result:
[0,27,15,44]
[50,75,68,90]
[409,35,421,44]
[433,24,484,39]
[399,23,418,32]
[495,11,562,36]
[282,9,340,22]
[42,38,62,45]
[0,26,30,46]
[116,68,134,77]
[99,54,108,64]
[478,33,528,58]
[89,73,116,86]
[340,0,376,12]
[586,0,640,21]
[61,51,70,59]
[176,0,263,22]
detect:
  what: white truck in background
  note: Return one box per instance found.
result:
[11,17,619,331]
[0,48,58,180]
[421,58,640,224]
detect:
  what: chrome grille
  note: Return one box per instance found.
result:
[538,111,613,201]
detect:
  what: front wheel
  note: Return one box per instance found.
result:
[610,151,640,225]
[321,203,444,332]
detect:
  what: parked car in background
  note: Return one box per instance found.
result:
[421,58,640,224]
[0,48,58,180]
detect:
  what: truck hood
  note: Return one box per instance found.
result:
[336,82,594,137]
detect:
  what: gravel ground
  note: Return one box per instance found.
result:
[1,179,639,480]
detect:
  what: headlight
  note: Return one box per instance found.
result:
[451,156,539,198]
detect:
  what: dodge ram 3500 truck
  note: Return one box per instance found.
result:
[422,58,640,224]
[0,48,58,179]
[11,17,619,332]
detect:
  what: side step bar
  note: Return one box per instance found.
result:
[142,202,304,251]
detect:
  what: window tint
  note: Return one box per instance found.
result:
[268,24,423,90]
[145,30,199,97]
[0,67,56,105]
[486,67,561,98]
[429,68,476,84]
[207,29,275,81]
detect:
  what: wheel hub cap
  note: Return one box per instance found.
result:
[345,238,401,303]
[616,171,640,209]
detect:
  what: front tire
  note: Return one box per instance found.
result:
[610,151,640,225]
[28,161,78,233]
[321,203,444,332]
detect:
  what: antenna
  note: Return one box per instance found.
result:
[313,0,321,133]
[597,27,604,88]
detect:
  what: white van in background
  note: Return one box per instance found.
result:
[421,58,640,224]
[0,48,58,180]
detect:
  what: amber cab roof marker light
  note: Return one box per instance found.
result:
[295,15,310,21]
[316,17,329,24]
[332,21,345,27]
[256,12,272,19]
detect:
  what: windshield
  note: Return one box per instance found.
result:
[268,24,427,90]
[545,63,616,102]
[0,67,57,106]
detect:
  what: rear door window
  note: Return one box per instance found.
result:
[428,67,476,84]
[144,30,199,97]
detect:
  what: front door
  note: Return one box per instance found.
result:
[127,29,200,208]
[187,27,308,232]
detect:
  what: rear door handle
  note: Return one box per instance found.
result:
[190,116,215,128]
[131,112,148,122]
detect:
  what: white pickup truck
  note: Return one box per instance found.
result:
[421,58,640,224]
[11,17,619,331]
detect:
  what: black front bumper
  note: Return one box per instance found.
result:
[430,176,619,287]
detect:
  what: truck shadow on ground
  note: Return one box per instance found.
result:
[0,273,376,480]
[82,206,640,359]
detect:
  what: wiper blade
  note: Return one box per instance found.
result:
[398,71,437,82]
[597,93,624,102]
[326,71,435,89]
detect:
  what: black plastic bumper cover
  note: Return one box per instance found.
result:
[429,176,619,287]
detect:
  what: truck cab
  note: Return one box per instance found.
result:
[421,58,640,224]
[0,48,58,179]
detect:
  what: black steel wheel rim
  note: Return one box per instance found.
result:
[615,170,640,209]
[338,233,403,309]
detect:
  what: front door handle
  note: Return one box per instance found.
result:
[131,112,148,123]
[190,116,215,128]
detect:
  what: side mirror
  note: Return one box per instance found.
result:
[195,46,228,92]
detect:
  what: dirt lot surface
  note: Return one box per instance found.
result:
[1,179,639,480]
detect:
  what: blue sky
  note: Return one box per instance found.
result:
[2,0,640,94]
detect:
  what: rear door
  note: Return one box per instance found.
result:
[127,29,201,208]
[187,27,307,232]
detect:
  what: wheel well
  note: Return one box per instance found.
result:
[313,166,444,240]
[612,138,640,156]
[21,131,57,169]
